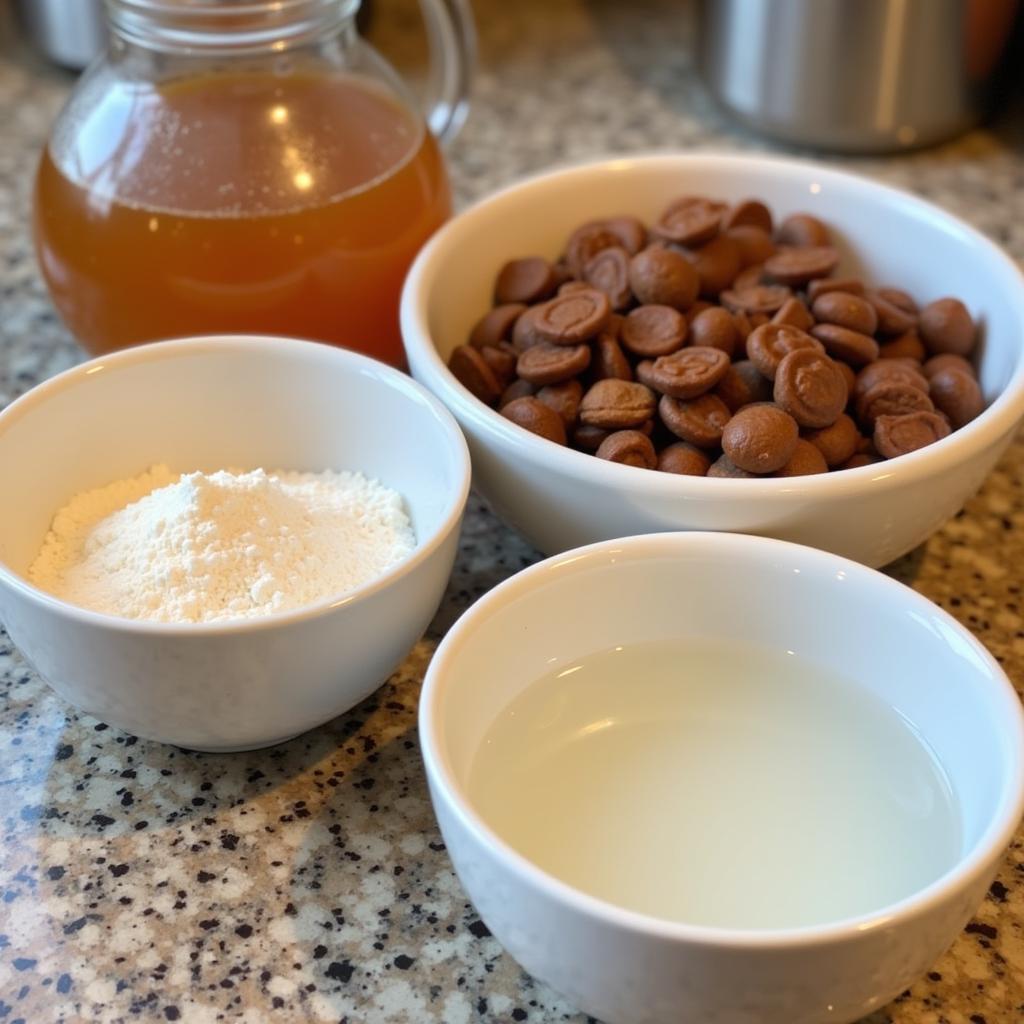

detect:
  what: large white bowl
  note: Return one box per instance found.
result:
[401,153,1024,567]
[0,336,470,751]
[420,532,1024,1024]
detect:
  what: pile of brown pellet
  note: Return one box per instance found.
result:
[447,197,983,476]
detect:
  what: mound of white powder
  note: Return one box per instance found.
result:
[28,465,416,623]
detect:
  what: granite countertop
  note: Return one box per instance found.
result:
[2,1,1023,1021]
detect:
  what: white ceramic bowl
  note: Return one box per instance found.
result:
[420,532,1024,1024]
[401,153,1024,567]
[0,336,470,751]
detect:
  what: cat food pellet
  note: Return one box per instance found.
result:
[495,257,558,305]
[722,404,799,473]
[657,442,712,476]
[777,213,830,248]
[596,430,657,468]
[636,346,730,400]
[803,413,861,468]
[516,341,592,385]
[659,392,732,448]
[689,307,741,355]
[620,304,688,358]
[579,379,657,429]
[774,348,850,429]
[501,396,567,445]
[919,297,977,356]
[927,369,984,428]
[746,323,823,380]
[774,438,829,477]
[874,411,951,458]
[628,246,700,310]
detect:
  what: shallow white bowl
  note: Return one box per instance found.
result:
[420,532,1024,1024]
[0,336,470,751]
[401,153,1024,567]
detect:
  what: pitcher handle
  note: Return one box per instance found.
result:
[418,0,476,145]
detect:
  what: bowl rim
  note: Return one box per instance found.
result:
[0,334,472,635]
[401,150,1024,499]
[419,530,1024,949]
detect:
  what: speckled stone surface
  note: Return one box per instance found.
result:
[2,1,1023,1021]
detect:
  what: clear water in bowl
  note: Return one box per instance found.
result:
[468,639,961,930]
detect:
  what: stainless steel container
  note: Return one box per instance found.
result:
[16,0,107,70]
[697,0,1020,152]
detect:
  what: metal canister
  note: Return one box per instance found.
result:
[697,0,1020,152]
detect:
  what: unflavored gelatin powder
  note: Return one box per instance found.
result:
[28,465,415,623]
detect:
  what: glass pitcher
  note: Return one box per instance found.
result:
[33,0,474,366]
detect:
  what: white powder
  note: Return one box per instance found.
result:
[28,465,416,623]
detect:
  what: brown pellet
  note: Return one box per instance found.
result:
[919,298,976,356]
[732,263,765,292]
[834,359,857,399]
[653,196,727,247]
[501,396,567,445]
[723,199,773,233]
[479,343,517,385]
[582,246,633,310]
[537,379,584,428]
[877,286,918,314]
[574,423,610,451]
[689,306,740,356]
[854,360,929,402]
[628,246,700,310]
[596,430,657,469]
[771,296,814,331]
[807,277,865,302]
[722,404,799,473]
[592,332,634,382]
[499,378,536,407]
[878,330,926,362]
[657,442,712,476]
[494,257,558,305]
[725,225,776,268]
[866,290,917,336]
[927,368,984,428]
[470,303,527,348]
[565,221,625,278]
[774,439,829,477]
[511,304,546,352]
[803,413,861,468]
[636,346,731,399]
[810,291,878,335]
[620,304,688,358]
[857,382,935,431]
[746,323,822,380]
[810,323,880,367]
[450,344,502,404]
[516,341,592,385]
[841,452,882,470]
[720,284,792,316]
[684,234,742,297]
[716,360,774,412]
[874,411,951,458]
[533,288,611,345]
[773,348,849,429]
[922,353,975,380]
[659,392,732,448]
[707,453,759,478]
[764,246,839,286]
[776,213,830,248]
[579,379,657,429]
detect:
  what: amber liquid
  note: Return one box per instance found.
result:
[34,71,451,362]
